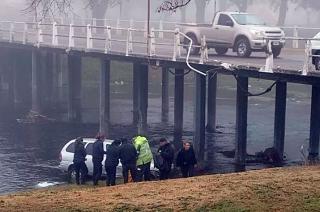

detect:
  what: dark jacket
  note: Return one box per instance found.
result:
[119,143,138,165]
[73,141,86,163]
[105,143,120,167]
[157,143,175,170]
[92,139,105,162]
[176,148,197,167]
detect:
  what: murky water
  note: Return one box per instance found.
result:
[0,72,312,194]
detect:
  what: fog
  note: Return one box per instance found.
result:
[0,0,319,27]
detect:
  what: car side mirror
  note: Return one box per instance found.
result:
[226,20,234,27]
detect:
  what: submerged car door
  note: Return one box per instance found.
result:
[214,14,236,47]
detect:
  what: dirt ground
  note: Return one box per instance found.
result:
[1,166,320,212]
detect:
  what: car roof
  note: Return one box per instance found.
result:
[67,138,114,146]
[221,11,249,15]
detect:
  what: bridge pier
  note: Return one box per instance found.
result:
[43,52,54,110]
[206,72,218,132]
[161,67,169,123]
[174,69,184,147]
[308,85,320,161]
[274,81,287,160]
[194,72,206,161]
[31,50,41,113]
[137,64,148,135]
[99,59,111,136]
[235,76,248,165]
[132,63,139,125]
[133,63,148,135]
[67,53,82,122]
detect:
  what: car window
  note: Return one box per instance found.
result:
[217,14,233,26]
[86,143,93,155]
[105,144,110,151]
[66,142,75,153]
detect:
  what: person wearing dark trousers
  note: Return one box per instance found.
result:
[92,133,106,186]
[73,137,87,185]
[133,136,153,182]
[105,139,121,186]
[119,138,138,183]
[156,138,175,180]
[176,140,197,178]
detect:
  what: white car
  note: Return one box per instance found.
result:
[311,32,320,70]
[59,138,159,182]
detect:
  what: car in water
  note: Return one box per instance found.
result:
[311,32,320,70]
[59,138,159,182]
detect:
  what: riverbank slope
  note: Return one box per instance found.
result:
[1,166,320,211]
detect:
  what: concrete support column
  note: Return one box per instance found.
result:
[273,81,287,160]
[161,67,169,123]
[138,64,148,135]
[132,63,139,125]
[67,53,82,122]
[44,52,54,109]
[194,72,206,161]
[31,50,40,113]
[309,85,320,161]
[99,59,111,136]
[174,69,184,146]
[206,72,217,132]
[235,76,248,165]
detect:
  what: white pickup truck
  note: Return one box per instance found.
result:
[179,12,285,58]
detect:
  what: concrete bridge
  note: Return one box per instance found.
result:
[0,19,320,165]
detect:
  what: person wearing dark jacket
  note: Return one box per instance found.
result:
[156,138,175,180]
[105,139,121,186]
[176,140,197,178]
[73,137,87,185]
[92,133,106,185]
[119,138,138,183]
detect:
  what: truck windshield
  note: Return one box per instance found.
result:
[231,14,265,25]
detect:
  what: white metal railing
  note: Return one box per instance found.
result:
[1,20,320,77]
[0,20,208,76]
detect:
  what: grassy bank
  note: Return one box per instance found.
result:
[1,166,320,211]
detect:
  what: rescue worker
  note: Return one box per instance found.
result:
[105,139,121,186]
[156,138,175,180]
[73,137,87,185]
[119,138,138,183]
[133,135,153,181]
[92,133,106,186]
[176,140,197,178]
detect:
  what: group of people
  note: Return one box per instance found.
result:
[72,133,198,186]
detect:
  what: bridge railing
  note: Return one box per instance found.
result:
[0,20,208,76]
[261,37,320,75]
[1,20,320,76]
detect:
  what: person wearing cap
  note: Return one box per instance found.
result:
[73,137,87,185]
[105,139,121,186]
[176,140,197,178]
[133,135,153,181]
[119,138,138,183]
[92,133,106,186]
[156,138,175,180]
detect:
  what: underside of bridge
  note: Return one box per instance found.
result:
[0,43,320,165]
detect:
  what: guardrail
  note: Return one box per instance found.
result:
[0,20,319,76]
[0,20,208,76]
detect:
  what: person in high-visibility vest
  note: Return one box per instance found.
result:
[133,136,153,181]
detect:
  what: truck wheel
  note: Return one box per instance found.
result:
[215,47,228,56]
[236,38,252,57]
[272,48,282,58]
[184,34,200,55]
[315,57,320,71]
